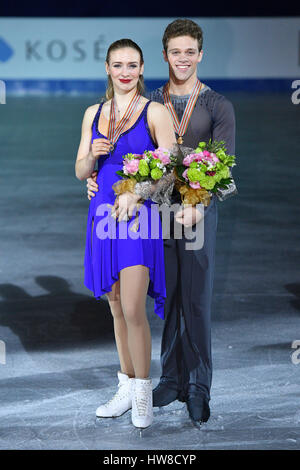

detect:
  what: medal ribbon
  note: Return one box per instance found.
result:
[108,90,141,145]
[163,79,202,138]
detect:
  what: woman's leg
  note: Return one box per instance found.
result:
[96,280,134,418]
[106,280,135,378]
[119,265,151,379]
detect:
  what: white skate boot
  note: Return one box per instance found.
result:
[96,371,133,418]
[131,377,153,429]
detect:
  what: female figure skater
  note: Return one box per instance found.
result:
[75,39,176,429]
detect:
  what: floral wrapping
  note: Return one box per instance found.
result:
[134,170,176,205]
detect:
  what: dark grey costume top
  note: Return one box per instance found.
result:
[148,83,235,155]
[147,83,236,204]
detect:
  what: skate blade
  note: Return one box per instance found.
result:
[156,403,185,414]
[95,408,131,420]
[132,424,152,437]
[191,419,203,430]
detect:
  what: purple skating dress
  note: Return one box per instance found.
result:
[84,100,166,319]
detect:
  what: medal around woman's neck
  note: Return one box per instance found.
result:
[108,90,141,151]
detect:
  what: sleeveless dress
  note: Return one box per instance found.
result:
[83,100,166,319]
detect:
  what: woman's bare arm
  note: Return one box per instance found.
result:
[75,105,112,181]
[147,101,176,149]
[129,102,177,202]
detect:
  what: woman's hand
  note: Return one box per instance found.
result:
[87,171,99,200]
[112,192,141,222]
[91,138,113,159]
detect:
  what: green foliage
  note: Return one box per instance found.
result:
[116,170,126,178]
[195,139,236,167]
[150,168,163,180]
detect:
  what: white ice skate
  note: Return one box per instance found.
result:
[96,371,133,418]
[131,377,153,429]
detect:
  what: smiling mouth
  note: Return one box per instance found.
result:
[119,79,132,83]
[176,65,190,71]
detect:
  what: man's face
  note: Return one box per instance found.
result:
[163,36,203,83]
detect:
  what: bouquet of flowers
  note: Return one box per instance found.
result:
[113,147,177,196]
[116,147,176,180]
[112,147,177,230]
[174,140,237,206]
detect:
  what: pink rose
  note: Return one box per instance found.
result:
[154,147,170,157]
[124,158,140,175]
[210,153,219,163]
[160,154,171,165]
[152,148,171,165]
[183,154,196,166]
[189,181,201,189]
[194,151,204,158]
[182,169,189,180]
[193,154,205,163]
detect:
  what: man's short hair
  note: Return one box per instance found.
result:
[163,19,203,53]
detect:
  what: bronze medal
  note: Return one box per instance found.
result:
[163,80,203,144]
[108,90,141,149]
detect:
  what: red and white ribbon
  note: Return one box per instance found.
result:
[108,90,141,145]
[163,79,202,142]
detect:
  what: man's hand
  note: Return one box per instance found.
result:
[112,192,141,222]
[87,171,99,200]
[175,206,203,227]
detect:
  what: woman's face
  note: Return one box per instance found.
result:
[105,47,144,94]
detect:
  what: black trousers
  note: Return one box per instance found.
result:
[160,196,218,403]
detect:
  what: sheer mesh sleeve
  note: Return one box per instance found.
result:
[212,96,236,155]
[212,96,238,201]
[148,88,164,105]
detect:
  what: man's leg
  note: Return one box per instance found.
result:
[153,236,183,406]
[178,198,218,420]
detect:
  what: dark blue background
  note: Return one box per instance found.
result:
[1,1,299,17]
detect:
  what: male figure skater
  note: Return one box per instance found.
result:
[87,19,235,424]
